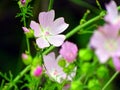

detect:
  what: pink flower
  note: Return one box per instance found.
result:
[33,66,42,77]
[104,1,120,26]
[113,57,120,71]
[59,41,78,62]
[90,24,120,63]
[30,10,69,48]
[43,52,76,83]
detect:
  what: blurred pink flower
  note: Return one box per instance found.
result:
[90,24,120,63]
[104,1,120,26]
[113,57,120,71]
[43,52,76,83]
[33,66,42,77]
[30,10,69,48]
[59,41,78,62]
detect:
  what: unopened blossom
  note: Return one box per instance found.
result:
[59,41,78,62]
[22,27,30,33]
[90,24,120,63]
[30,10,69,48]
[22,53,28,59]
[33,66,42,77]
[104,1,120,26]
[113,57,120,71]
[43,52,76,83]
[20,0,26,5]
[21,53,32,65]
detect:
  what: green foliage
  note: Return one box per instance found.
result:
[16,0,33,24]
[21,74,41,90]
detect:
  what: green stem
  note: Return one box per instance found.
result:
[23,14,31,55]
[3,65,31,90]
[102,71,119,90]
[26,36,30,54]
[66,11,105,39]
[43,11,105,55]
[48,0,54,11]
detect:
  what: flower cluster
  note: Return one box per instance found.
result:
[22,9,78,83]
[90,1,120,71]
[43,41,78,83]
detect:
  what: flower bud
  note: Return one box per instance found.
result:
[22,53,32,65]
[31,65,42,77]
[79,48,93,61]
[88,79,101,90]
[20,0,26,5]
[96,66,109,78]
[58,59,66,68]
[22,27,34,38]
[71,80,83,90]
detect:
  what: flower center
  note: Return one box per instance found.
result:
[45,31,50,36]
[50,69,59,78]
[104,39,118,52]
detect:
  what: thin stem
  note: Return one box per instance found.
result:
[66,11,105,39]
[102,71,119,90]
[3,65,31,89]
[23,14,31,55]
[26,36,30,54]
[48,0,54,11]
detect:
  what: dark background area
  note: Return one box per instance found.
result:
[0,0,120,89]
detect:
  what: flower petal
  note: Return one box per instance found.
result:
[59,41,78,62]
[36,37,50,48]
[113,56,120,71]
[43,52,66,83]
[101,24,119,38]
[95,49,110,63]
[43,52,56,72]
[50,17,69,35]
[47,35,65,46]
[90,30,106,49]
[30,21,41,37]
[22,27,30,33]
[39,10,55,27]
[104,1,118,24]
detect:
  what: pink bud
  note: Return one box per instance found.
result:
[22,27,30,33]
[21,53,32,65]
[20,0,26,5]
[33,66,42,77]
[22,53,28,60]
